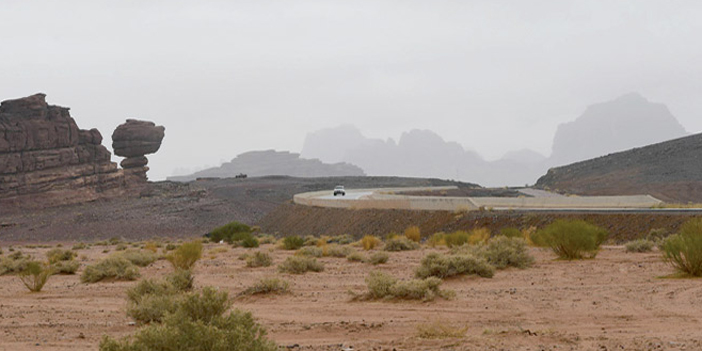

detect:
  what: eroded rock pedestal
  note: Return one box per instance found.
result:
[0,94,124,207]
[112,119,165,185]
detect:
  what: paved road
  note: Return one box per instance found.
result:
[318,191,373,200]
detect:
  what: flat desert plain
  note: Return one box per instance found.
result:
[1,242,700,351]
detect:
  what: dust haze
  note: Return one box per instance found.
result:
[1,1,701,183]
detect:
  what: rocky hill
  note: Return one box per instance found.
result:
[0,94,164,209]
[535,133,702,203]
[168,150,365,182]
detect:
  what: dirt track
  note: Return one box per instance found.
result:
[1,242,700,351]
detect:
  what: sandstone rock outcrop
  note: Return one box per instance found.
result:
[0,93,124,207]
[112,119,165,184]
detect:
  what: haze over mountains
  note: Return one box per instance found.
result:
[301,93,688,186]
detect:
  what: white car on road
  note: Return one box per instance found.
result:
[333,185,346,196]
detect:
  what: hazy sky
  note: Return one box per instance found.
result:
[2,1,701,180]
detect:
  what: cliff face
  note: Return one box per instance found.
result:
[0,94,124,208]
[535,133,702,203]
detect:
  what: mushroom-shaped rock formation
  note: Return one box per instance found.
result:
[112,119,165,184]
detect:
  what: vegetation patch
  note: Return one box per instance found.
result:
[455,236,534,269]
[277,256,324,274]
[166,240,203,270]
[415,252,495,279]
[100,287,277,351]
[281,236,304,250]
[209,221,252,244]
[0,251,30,275]
[361,271,453,301]
[416,321,467,339]
[367,252,389,265]
[81,257,140,283]
[19,261,53,292]
[126,270,193,324]
[404,226,421,242]
[384,237,420,252]
[115,249,158,267]
[360,235,381,250]
[531,219,608,259]
[626,239,655,253]
[245,252,273,268]
[240,277,290,296]
[444,231,469,248]
[661,218,702,277]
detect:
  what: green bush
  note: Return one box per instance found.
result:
[404,226,421,242]
[46,248,77,263]
[19,261,54,292]
[297,246,323,257]
[0,252,30,275]
[384,237,420,252]
[330,234,354,245]
[415,252,494,279]
[245,252,273,268]
[647,228,669,242]
[626,239,655,253]
[209,221,252,244]
[240,236,260,248]
[531,220,608,259]
[323,244,352,258]
[444,231,470,247]
[303,235,319,247]
[346,252,365,262]
[52,260,80,274]
[81,257,140,283]
[166,240,203,270]
[477,236,533,269]
[281,236,304,250]
[427,233,446,248]
[277,256,324,274]
[164,243,178,251]
[240,277,290,296]
[126,270,194,324]
[368,252,389,265]
[72,242,88,250]
[115,250,158,267]
[257,235,276,245]
[661,218,702,276]
[498,227,523,238]
[364,271,452,301]
[100,287,276,351]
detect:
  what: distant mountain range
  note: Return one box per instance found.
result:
[167,150,364,182]
[170,93,689,187]
[301,93,688,186]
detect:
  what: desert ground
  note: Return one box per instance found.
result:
[1,240,700,351]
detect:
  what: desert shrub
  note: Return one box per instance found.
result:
[531,220,608,259]
[427,233,446,248]
[257,235,276,245]
[163,243,177,252]
[468,228,491,245]
[126,271,193,324]
[209,221,252,243]
[240,277,290,296]
[100,287,276,351]
[444,231,470,247]
[360,235,381,250]
[18,261,54,292]
[245,252,273,268]
[116,244,128,251]
[81,257,140,283]
[330,234,354,245]
[209,246,229,256]
[368,252,389,265]
[143,242,159,253]
[416,321,467,339]
[0,252,31,275]
[384,237,420,252]
[647,228,669,242]
[477,236,534,269]
[166,240,203,270]
[52,260,80,274]
[114,250,158,267]
[297,246,323,257]
[240,236,260,248]
[626,239,655,253]
[661,218,702,276]
[404,226,421,243]
[498,227,523,239]
[277,256,324,274]
[346,252,365,262]
[72,242,88,250]
[109,237,123,245]
[415,252,494,279]
[323,244,352,258]
[281,236,304,250]
[303,235,320,246]
[364,271,452,301]
[46,249,76,263]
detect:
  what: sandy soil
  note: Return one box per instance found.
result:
[1,242,701,351]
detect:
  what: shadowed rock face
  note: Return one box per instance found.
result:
[0,93,124,207]
[112,119,165,183]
